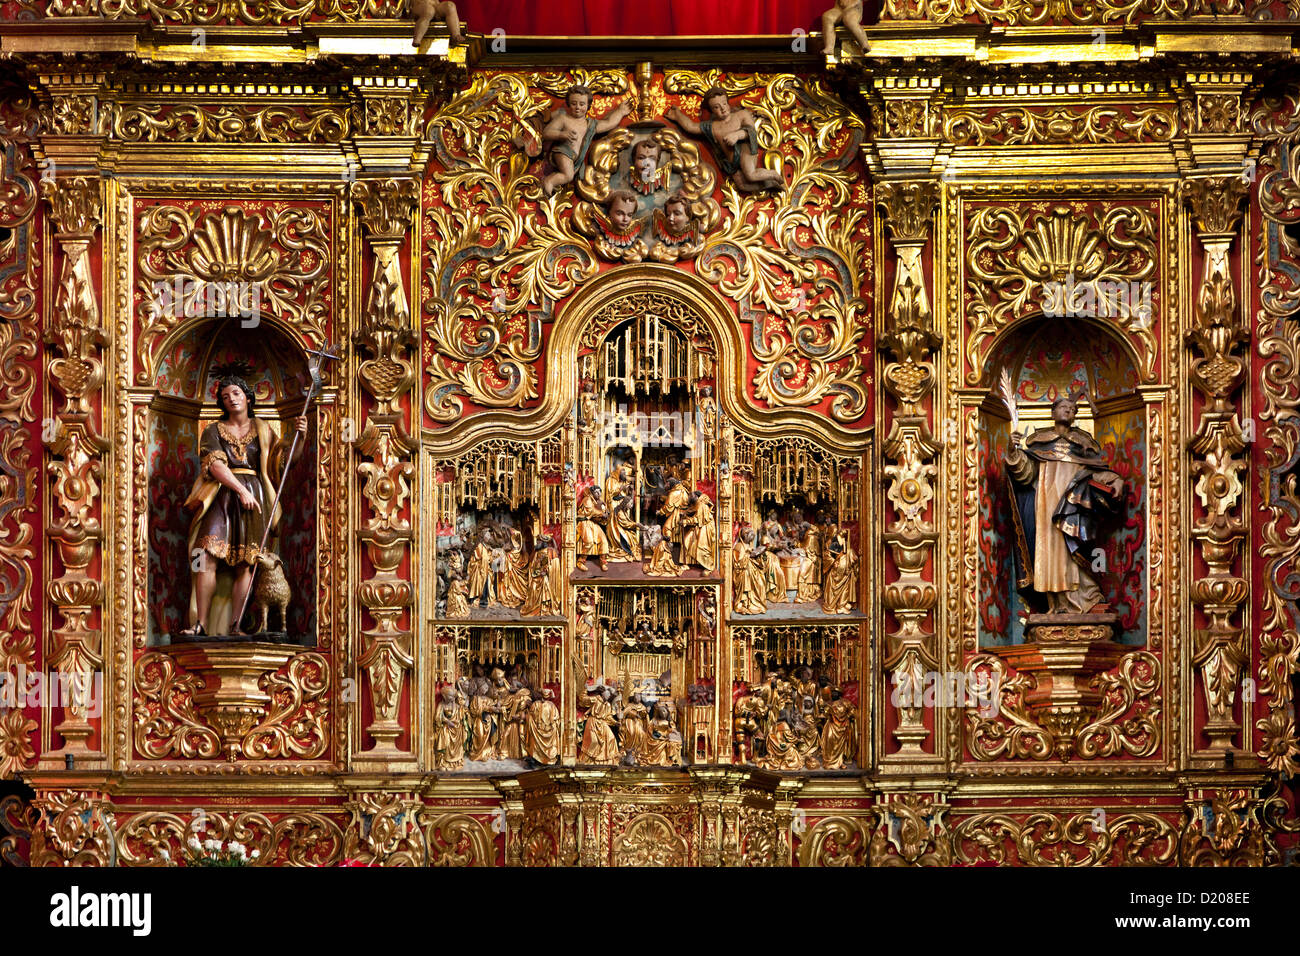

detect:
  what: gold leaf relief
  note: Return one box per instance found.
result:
[964,201,1159,383]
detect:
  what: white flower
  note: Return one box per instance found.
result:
[231,842,247,859]
[159,849,171,862]
[187,837,201,851]
[204,839,220,852]
[250,849,260,859]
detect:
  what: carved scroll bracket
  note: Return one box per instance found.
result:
[877,180,943,763]
[1183,175,1250,755]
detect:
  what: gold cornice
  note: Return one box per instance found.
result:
[423,264,874,458]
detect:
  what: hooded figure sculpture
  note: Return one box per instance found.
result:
[1004,394,1123,615]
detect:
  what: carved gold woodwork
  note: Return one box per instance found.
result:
[572,123,721,263]
[964,201,1159,382]
[115,808,346,867]
[1252,96,1300,780]
[41,175,107,766]
[991,623,1126,753]
[1,11,1297,870]
[1179,783,1279,867]
[353,179,419,415]
[877,180,941,761]
[869,791,951,866]
[135,202,331,382]
[353,175,420,769]
[497,767,800,867]
[423,71,870,428]
[799,814,869,866]
[965,650,1162,761]
[943,105,1176,147]
[1183,175,1249,754]
[953,808,1179,866]
[134,649,330,761]
[27,784,116,867]
[0,93,41,785]
[342,791,426,865]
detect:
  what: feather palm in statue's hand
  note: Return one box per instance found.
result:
[999,368,1021,444]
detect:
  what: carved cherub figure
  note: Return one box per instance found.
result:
[666,87,783,194]
[650,192,703,263]
[628,138,669,196]
[412,0,463,47]
[594,189,647,262]
[821,0,870,57]
[532,86,632,197]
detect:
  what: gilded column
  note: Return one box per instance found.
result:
[1182,175,1250,753]
[876,180,941,761]
[39,149,105,764]
[352,178,420,770]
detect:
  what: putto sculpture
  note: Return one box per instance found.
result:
[820,1,870,56]
[522,85,632,196]
[666,87,783,193]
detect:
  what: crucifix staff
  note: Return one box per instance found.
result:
[231,343,340,634]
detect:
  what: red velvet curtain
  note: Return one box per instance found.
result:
[457,1,836,35]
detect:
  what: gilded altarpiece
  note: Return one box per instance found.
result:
[0,6,1297,869]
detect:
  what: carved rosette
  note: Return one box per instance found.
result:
[353,179,419,767]
[1182,175,1249,753]
[877,180,942,759]
[40,175,106,764]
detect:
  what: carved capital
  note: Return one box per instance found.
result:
[876,180,940,244]
[1180,785,1277,866]
[342,791,425,866]
[869,793,952,866]
[352,178,419,243]
[39,176,102,239]
[28,788,116,867]
[1182,176,1248,239]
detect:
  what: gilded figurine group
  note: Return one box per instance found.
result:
[733,664,857,770]
[732,513,858,616]
[434,665,561,769]
[578,684,684,767]
[441,521,563,619]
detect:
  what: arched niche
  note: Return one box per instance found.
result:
[428,264,867,457]
[145,316,318,645]
[975,315,1147,647]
